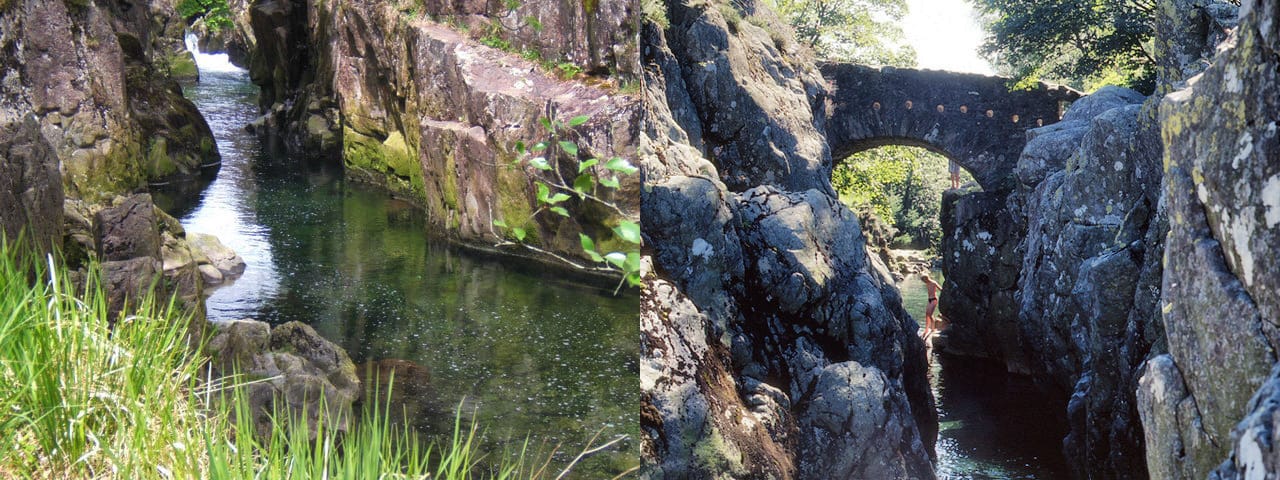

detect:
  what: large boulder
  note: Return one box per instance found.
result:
[207,319,361,440]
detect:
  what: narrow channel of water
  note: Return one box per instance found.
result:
[900,272,1070,479]
[159,44,638,476]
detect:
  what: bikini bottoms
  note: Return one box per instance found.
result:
[928,297,937,302]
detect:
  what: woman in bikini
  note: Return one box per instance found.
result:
[921,274,942,339]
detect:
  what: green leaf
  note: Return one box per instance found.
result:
[604,252,627,268]
[579,233,596,252]
[568,115,590,127]
[532,142,548,152]
[605,157,638,174]
[573,174,595,196]
[626,271,641,287]
[625,251,641,272]
[529,157,552,171]
[536,183,551,203]
[558,141,579,157]
[512,228,527,242]
[600,176,620,189]
[549,206,569,217]
[578,158,599,173]
[613,221,641,245]
[539,117,553,131]
[493,219,508,228]
[515,141,526,155]
[546,193,571,204]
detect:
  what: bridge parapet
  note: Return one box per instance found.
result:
[820,63,1081,193]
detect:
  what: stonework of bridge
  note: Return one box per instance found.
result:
[820,63,1082,193]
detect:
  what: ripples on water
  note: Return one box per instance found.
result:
[161,41,639,476]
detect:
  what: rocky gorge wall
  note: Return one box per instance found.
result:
[227,0,640,267]
[1142,0,1280,478]
[639,1,936,477]
[0,0,220,202]
[933,1,1241,478]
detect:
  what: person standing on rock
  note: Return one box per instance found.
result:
[922,274,943,339]
[949,159,961,189]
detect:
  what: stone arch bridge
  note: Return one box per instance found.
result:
[820,63,1081,192]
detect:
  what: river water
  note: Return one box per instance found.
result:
[900,273,1070,479]
[161,44,638,476]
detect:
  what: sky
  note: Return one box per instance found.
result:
[902,0,994,75]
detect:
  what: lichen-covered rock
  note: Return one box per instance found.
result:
[0,0,219,200]
[639,1,936,477]
[207,319,361,440]
[0,115,64,256]
[1143,1,1280,476]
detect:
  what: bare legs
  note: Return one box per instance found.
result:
[922,299,938,338]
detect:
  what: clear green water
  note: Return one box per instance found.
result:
[900,272,1070,479]
[160,64,638,476]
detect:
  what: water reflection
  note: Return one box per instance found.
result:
[163,46,638,476]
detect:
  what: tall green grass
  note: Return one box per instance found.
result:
[0,241,623,479]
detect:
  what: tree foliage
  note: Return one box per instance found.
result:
[832,145,970,250]
[178,0,233,32]
[969,0,1157,93]
[492,111,641,293]
[773,0,917,65]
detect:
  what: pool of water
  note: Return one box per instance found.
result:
[899,270,1070,479]
[160,51,638,476]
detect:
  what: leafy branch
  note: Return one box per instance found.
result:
[491,107,640,293]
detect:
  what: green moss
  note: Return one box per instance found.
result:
[146,138,178,178]
[441,151,459,210]
[342,127,426,202]
[495,164,538,243]
[169,54,199,80]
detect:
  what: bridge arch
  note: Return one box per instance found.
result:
[820,63,1080,193]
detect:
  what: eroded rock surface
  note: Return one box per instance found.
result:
[640,1,935,477]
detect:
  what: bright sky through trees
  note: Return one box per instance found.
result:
[903,0,994,74]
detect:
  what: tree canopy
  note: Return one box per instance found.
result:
[833,145,969,251]
[773,0,917,66]
[968,0,1157,93]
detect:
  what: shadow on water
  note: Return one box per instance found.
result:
[900,272,1070,479]
[159,51,638,477]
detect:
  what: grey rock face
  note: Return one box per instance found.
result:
[937,82,1165,478]
[1142,1,1280,477]
[241,0,639,267]
[207,319,361,440]
[639,1,936,477]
